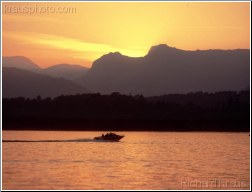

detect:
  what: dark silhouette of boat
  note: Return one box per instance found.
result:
[94,132,124,141]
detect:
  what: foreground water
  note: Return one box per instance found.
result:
[2,131,250,190]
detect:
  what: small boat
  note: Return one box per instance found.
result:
[94,132,125,141]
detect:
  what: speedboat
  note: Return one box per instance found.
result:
[94,132,125,141]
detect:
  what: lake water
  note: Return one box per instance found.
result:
[2,131,250,190]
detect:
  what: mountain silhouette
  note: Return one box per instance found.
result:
[78,44,250,96]
[2,56,90,81]
[2,56,41,72]
[44,64,89,81]
[3,67,89,98]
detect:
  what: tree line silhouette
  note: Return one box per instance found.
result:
[3,91,250,131]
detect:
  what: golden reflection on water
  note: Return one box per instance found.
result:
[2,131,250,190]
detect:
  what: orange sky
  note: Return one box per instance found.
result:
[2,2,250,68]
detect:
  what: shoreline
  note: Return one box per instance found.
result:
[2,129,250,133]
[3,120,249,132]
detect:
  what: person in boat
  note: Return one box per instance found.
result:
[102,132,118,138]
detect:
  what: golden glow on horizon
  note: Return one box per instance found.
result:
[29,34,147,59]
[2,2,250,68]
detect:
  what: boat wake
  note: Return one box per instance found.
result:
[2,138,105,143]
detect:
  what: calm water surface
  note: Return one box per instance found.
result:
[2,131,250,190]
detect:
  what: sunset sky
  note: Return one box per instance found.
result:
[2,2,250,68]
